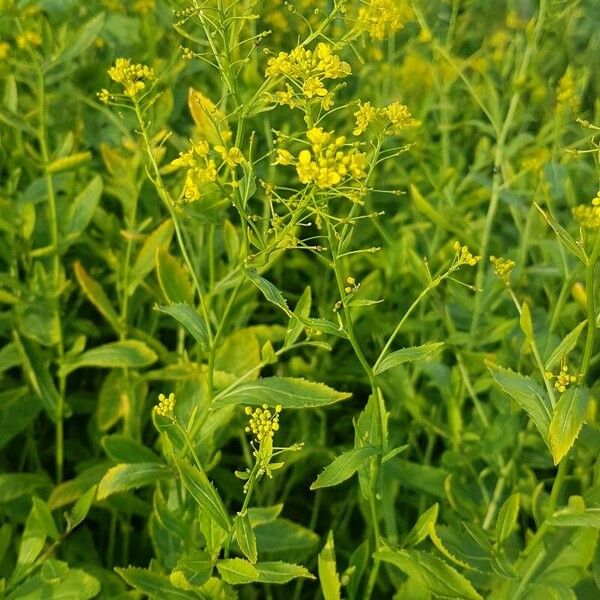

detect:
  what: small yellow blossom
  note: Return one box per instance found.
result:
[108,58,155,98]
[16,31,42,49]
[155,392,176,417]
[245,404,282,442]
[490,256,515,285]
[133,0,154,14]
[273,149,294,166]
[572,193,600,229]
[546,364,579,394]
[353,102,377,136]
[215,145,245,168]
[358,0,413,40]
[556,67,580,114]
[453,241,481,266]
[0,42,10,60]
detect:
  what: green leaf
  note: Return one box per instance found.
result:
[97,463,170,500]
[156,248,194,305]
[255,561,315,584]
[128,220,174,294]
[68,485,97,530]
[14,335,60,421]
[544,320,587,371]
[74,261,121,333]
[310,447,378,490]
[217,558,258,585]
[47,463,109,510]
[318,531,341,600]
[213,377,351,410]
[487,362,552,441]
[175,551,213,587]
[235,512,257,563]
[31,497,59,541]
[374,342,444,375]
[173,456,231,532]
[255,518,319,562]
[0,389,41,450]
[548,508,600,527]
[62,340,157,374]
[243,268,291,315]
[101,434,161,464]
[66,175,103,236]
[495,493,520,543]
[7,568,100,600]
[49,13,105,68]
[519,302,535,342]
[155,303,209,349]
[375,548,483,600]
[549,387,589,464]
[535,203,587,263]
[0,473,51,504]
[285,286,312,347]
[411,185,460,234]
[403,503,439,547]
[116,567,197,600]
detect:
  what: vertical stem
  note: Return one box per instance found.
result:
[581,233,600,379]
[37,65,67,483]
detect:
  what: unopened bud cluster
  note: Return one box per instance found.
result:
[245,404,282,442]
[155,392,176,417]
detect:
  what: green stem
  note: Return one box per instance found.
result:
[37,64,66,483]
[581,233,600,379]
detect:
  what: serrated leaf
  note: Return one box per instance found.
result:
[519,302,534,342]
[217,558,258,585]
[97,463,170,500]
[374,342,444,375]
[318,531,341,600]
[68,485,97,530]
[285,286,312,347]
[7,568,100,600]
[213,377,351,410]
[155,303,209,349]
[173,456,231,532]
[243,268,290,314]
[116,567,197,600]
[62,340,157,374]
[101,434,161,464]
[487,362,552,441]
[549,387,589,464]
[544,320,587,371]
[375,548,483,600]
[311,447,378,490]
[235,512,257,563]
[255,561,315,584]
[495,493,520,543]
[403,503,439,547]
[548,508,600,527]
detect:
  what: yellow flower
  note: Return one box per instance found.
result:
[546,364,579,394]
[107,58,155,98]
[572,193,600,229]
[358,0,413,40]
[16,31,42,49]
[490,256,515,285]
[453,241,480,266]
[215,145,245,168]
[155,393,176,417]
[273,149,294,165]
[245,404,282,442]
[302,76,327,99]
[353,101,377,136]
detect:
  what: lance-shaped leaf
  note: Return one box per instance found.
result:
[116,567,199,600]
[318,531,341,600]
[235,512,257,564]
[487,362,551,442]
[217,558,258,585]
[213,377,351,410]
[374,342,444,375]
[174,456,231,532]
[97,463,171,500]
[155,303,209,349]
[549,386,589,464]
[255,561,315,584]
[311,447,378,490]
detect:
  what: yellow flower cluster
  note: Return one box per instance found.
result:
[16,31,42,49]
[265,43,351,110]
[107,58,155,98]
[546,364,578,394]
[133,0,155,14]
[358,0,413,40]
[556,68,580,114]
[245,404,282,442]
[170,140,244,202]
[521,148,550,174]
[155,392,176,417]
[353,101,419,136]
[275,128,366,190]
[453,241,481,266]
[490,256,515,285]
[344,276,359,294]
[572,194,600,229]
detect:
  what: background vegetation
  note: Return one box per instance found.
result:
[1,0,600,598]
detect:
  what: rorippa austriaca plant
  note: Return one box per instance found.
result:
[1,0,600,599]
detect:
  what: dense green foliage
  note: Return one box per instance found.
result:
[1,0,600,598]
